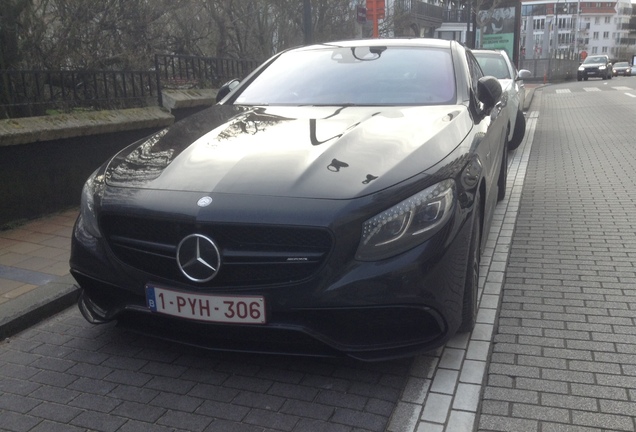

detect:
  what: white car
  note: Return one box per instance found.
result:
[473,50,532,150]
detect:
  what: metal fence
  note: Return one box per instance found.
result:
[0,69,161,119]
[519,57,581,82]
[154,54,259,89]
[0,54,259,119]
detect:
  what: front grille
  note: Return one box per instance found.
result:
[101,214,333,287]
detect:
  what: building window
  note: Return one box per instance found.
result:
[593,32,599,39]
[602,46,608,53]
[605,17,610,24]
[603,31,609,39]
[592,47,598,53]
[595,17,600,24]
[534,18,545,30]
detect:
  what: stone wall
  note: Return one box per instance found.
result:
[0,90,217,228]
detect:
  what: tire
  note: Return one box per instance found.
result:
[584,77,588,81]
[508,110,526,151]
[458,197,481,333]
[577,77,582,81]
[497,142,508,202]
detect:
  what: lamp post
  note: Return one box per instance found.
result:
[303,0,313,45]
[574,0,580,61]
[553,0,562,61]
[548,0,566,80]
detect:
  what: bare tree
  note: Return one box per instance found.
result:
[0,0,34,69]
[4,0,364,70]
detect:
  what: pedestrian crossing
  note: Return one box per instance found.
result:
[548,85,636,94]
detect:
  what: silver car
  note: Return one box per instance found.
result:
[473,50,532,150]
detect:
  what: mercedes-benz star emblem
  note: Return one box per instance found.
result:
[197,196,213,207]
[176,234,221,283]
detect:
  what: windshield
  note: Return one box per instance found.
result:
[474,54,511,79]
[235,46,456,106]
[583,56,607,64]
[614,62,629,67]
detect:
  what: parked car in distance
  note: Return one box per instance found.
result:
[612,62,632,76]
[473,49,531,151]
[577,55,613,81]
[71,39,508,361]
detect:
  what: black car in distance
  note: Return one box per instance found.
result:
[577,54,613,81]
[612,61,632,77]
[71,39,507,361]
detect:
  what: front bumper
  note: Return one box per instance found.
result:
[578,68,607,79]
[70,203,475,361]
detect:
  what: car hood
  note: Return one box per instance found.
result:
[104,105,471,200]
[581,62,606,68]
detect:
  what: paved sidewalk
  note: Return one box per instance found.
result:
[0,208,79,339]
[479,83,636,431]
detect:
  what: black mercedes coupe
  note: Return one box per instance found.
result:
[71,39,508,361]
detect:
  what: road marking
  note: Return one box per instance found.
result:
[613,86,632,91]
[583,87,601,92]
[625,93,636,98]
[556,89,571,93]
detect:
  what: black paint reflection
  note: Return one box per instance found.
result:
[107,129,173,185]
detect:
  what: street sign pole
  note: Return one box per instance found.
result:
[366,0,385,38]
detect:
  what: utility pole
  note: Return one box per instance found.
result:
[574,0,580,61]
[303,0,313,45]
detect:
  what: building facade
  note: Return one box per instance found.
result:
[520,0,634,62]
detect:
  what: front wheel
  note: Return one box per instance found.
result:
[508,110,526,151]
[458,198,481,333]
[497,141,508,202]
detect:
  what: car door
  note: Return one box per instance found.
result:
[466,50,507,224]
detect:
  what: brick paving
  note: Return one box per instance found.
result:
[478,85,636,431]
[0,210,76,303]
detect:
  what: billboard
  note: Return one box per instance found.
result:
[475,1,521,66]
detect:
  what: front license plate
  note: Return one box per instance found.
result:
[146,285,266,324]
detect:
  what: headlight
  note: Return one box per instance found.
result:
[80,169,105,238]
[599,65,606,70]
[356,179,455,261]
[578,66,584,71]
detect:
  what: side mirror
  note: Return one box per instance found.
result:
[216,79,240,103]
[477,76,502,111]
[517,69,532,80]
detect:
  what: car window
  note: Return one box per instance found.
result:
[615,62,628,67]
[465,51,483,99]
[584,56,607,64]
[474,55,511,79]
[235,46,457,106]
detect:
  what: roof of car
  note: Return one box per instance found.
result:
[298,38,455,51]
